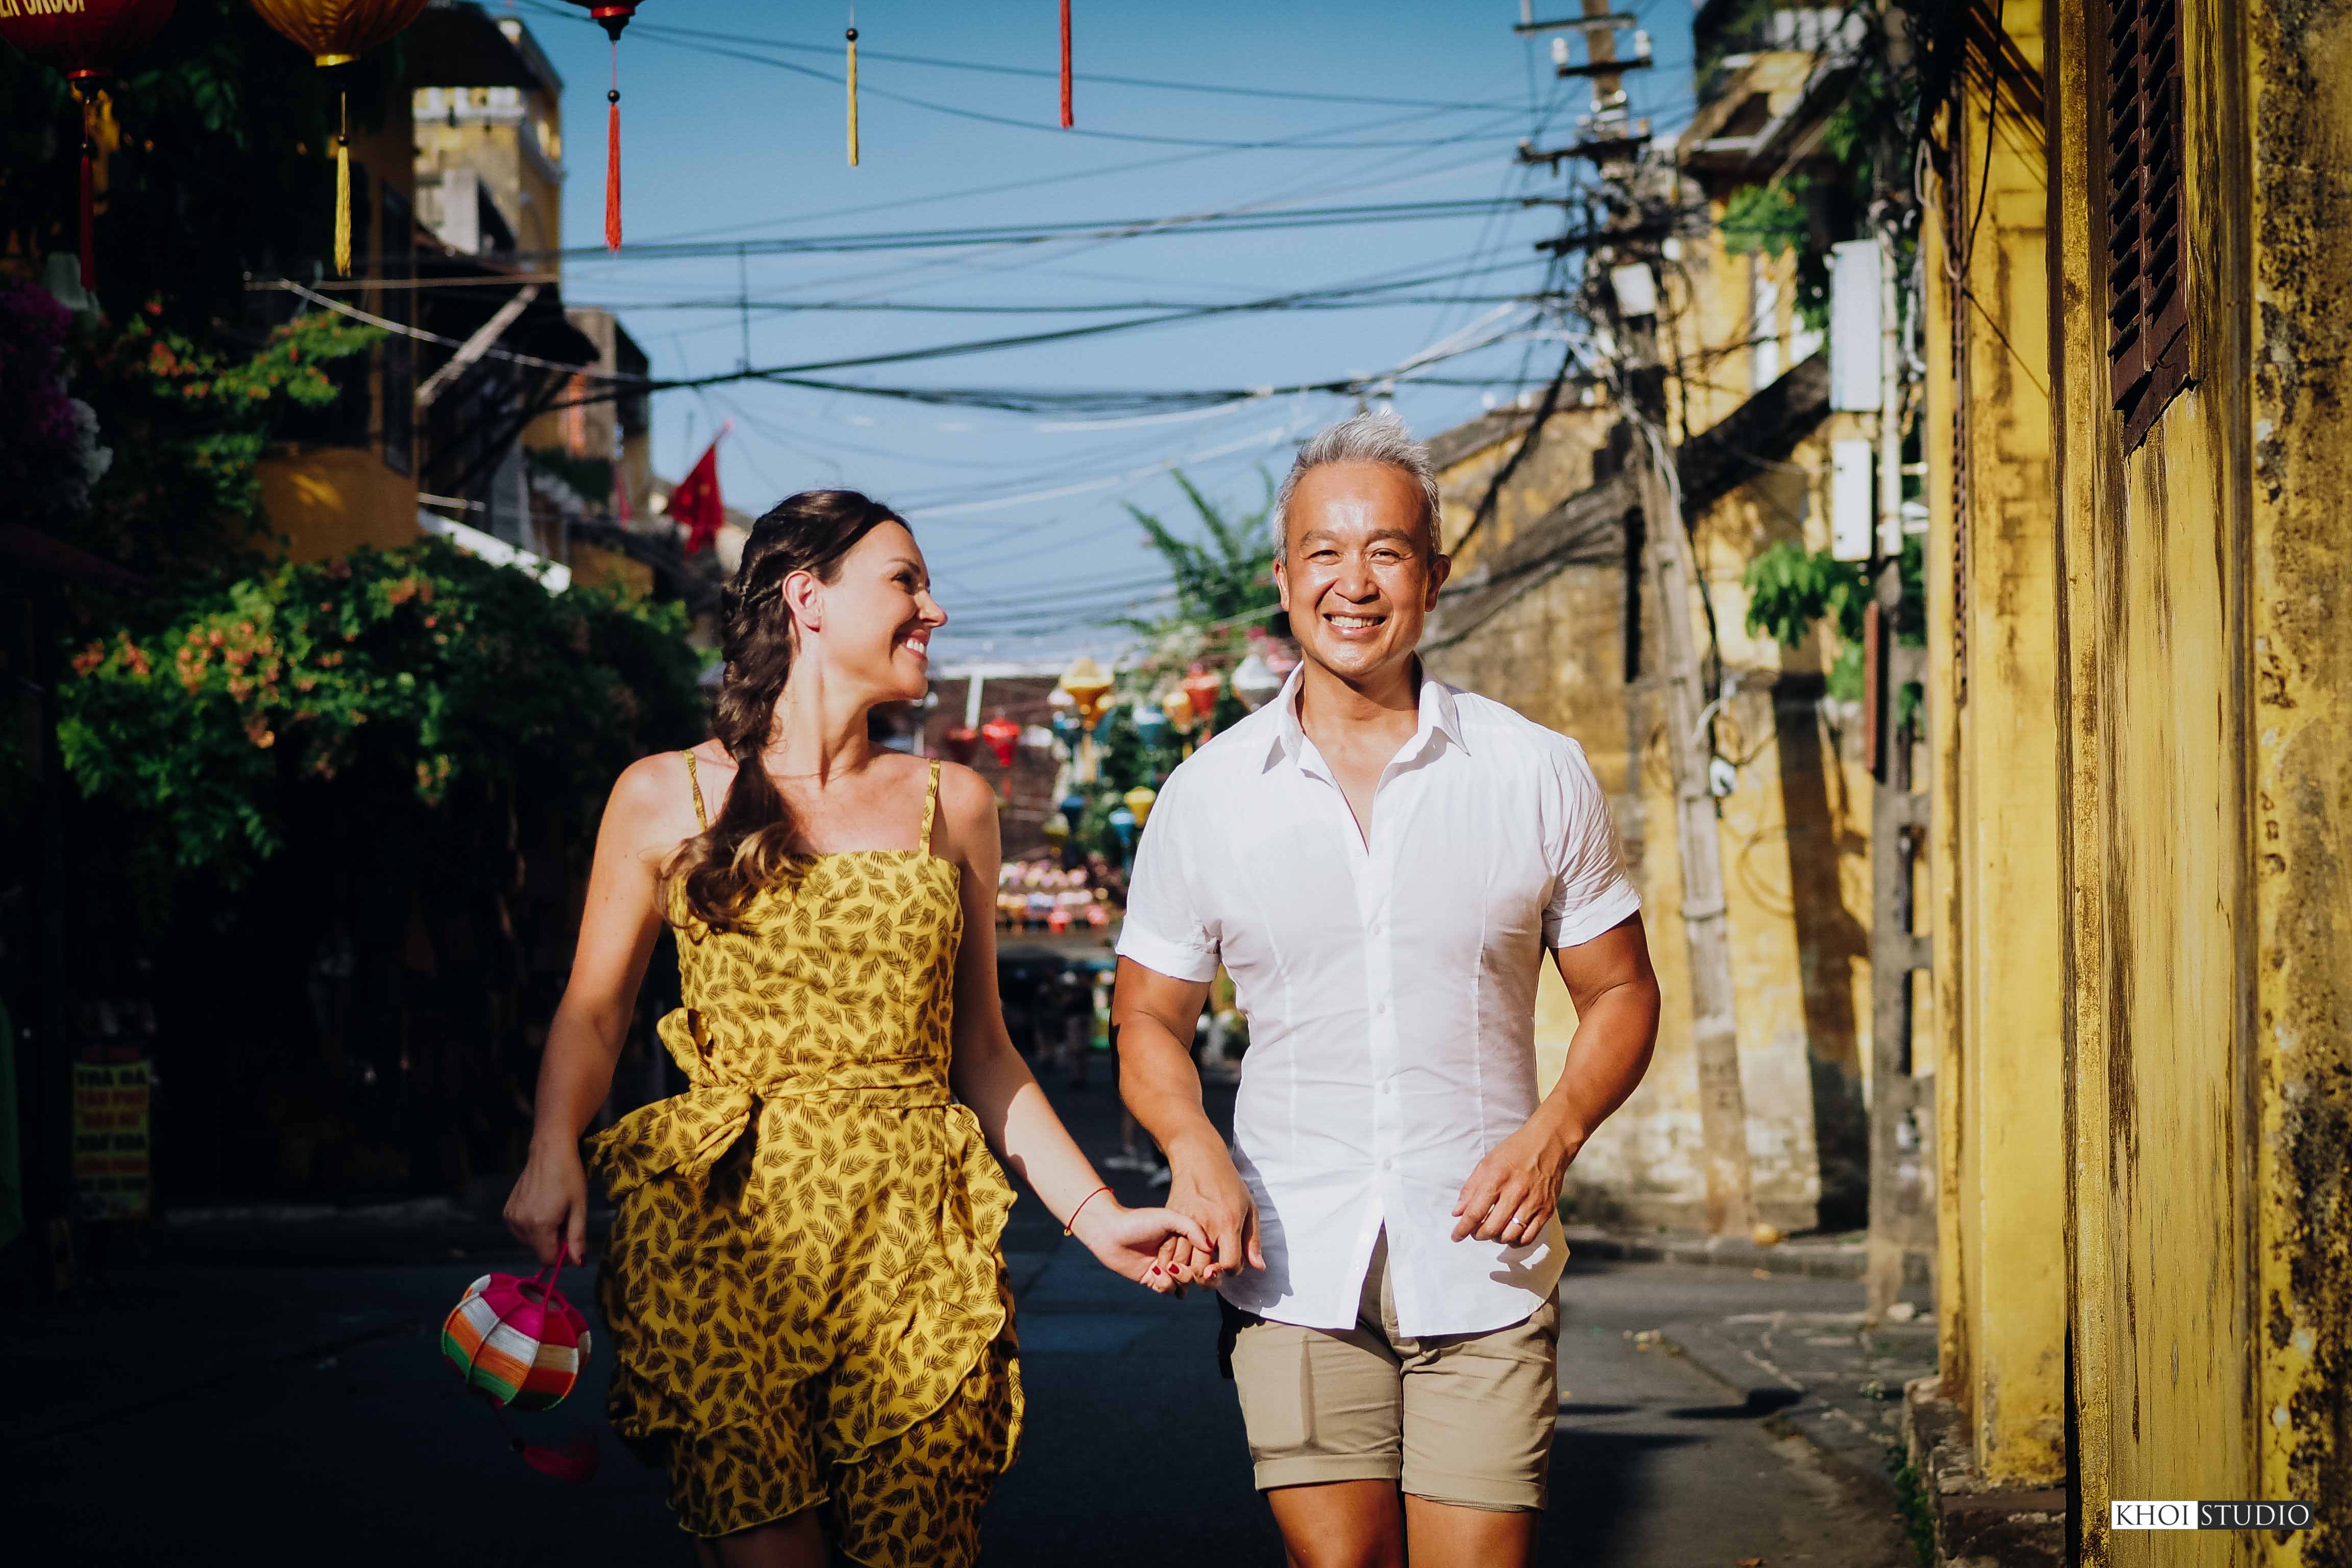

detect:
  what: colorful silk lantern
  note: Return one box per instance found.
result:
[1181,668,1224,736]
[981,713,1021,770]
[1056,654,1113,724]
[1107,804,1137,858]
[442,1263,599,1481]
[561,1,647,251]
[1122,785,1157,829]
[1159,687,1196,734]
[0,0,177,291]
[248,0,431,276]
[1232,649,1282,712]
[1133,703,1169,748]
[942,725,979,766]
[443,1263,591,1410]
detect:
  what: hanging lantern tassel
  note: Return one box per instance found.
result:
[75,82,98,291]
[846,24,859,166]
[333,89,352,277]
[1059,0,1073,128]
[605,44,623,251]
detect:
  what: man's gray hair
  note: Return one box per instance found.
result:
[1275,409,1444,554]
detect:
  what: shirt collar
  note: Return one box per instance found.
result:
[1264,659,1468,771]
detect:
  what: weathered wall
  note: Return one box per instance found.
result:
[1426,375,1875,1232]
[1923,0,2352,1556]
[1923,0,2071,1493]
[2246,1,2352,1556]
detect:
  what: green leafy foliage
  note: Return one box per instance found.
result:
[58,540,701,887]
[63,304,382,575]
[1744,535,1926,705]
[1721,177,1815,260]
[1115,471,1281,682]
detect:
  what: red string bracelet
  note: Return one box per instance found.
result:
[1063,1184,1113,1236]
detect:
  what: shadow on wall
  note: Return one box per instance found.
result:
[1774,686,1871,1232]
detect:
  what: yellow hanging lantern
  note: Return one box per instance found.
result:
[1122,785,1158,829]
[1057,654,1114,725]
[247,0,432,276]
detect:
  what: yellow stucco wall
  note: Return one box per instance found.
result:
[1921,0,2071,1493]
[256,448,421,564]
[1930,0,2352,1555]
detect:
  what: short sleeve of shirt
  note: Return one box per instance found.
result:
[1542,741,1642,949]
[1115,769,1219,983]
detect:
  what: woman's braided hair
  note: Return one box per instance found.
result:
[668,488,906,932]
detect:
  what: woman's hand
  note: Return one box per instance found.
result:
[504,1141,590,1267]
[1072,1198,1211,1296]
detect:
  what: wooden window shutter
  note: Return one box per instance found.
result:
[2104,0,2190,448]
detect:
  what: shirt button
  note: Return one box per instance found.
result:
[1375,998,1389,1016]
[1382,1081,1395,1094]
[1382,1158,1395,1170]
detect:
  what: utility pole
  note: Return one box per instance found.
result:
[1525,0,1763,1239]
[1621,323,1764,1241]
[1862,3,1934,1320]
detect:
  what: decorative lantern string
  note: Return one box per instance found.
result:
[333,88,353,276]
[846,4,859,166]
[1059,0,1073,128]
[76,84,99,290]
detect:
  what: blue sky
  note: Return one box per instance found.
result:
[510,0,1697,662]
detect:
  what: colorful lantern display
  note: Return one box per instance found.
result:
[1060,791,1086,825]
[942,725,979,766]
[560,1,647,251]
[0,0,178,291]
[1181,668,1224,736]
[247,0,431,276]
[1122,785,1158,829]
[1232,649,1282,712]
[1133,702,1169,748]
[1107,803,1137,859]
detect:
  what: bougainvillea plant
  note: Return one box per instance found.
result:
[59,538,702,885]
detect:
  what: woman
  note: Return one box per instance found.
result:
[504,490,1203,1566]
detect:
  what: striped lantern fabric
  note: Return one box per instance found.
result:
[442,1268,591,1410]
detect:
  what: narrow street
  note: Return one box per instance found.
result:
[8,1067,1914,1567]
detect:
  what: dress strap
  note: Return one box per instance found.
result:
[682,750,709,831]
[919,759,942,855]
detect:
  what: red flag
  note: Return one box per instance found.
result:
[669,431,727,556]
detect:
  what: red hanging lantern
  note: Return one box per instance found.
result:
[1181,668,1223,737]
[0,0,177,292]
[561,2,648,251]
[942,726,979,766]
[980,713,1021,772]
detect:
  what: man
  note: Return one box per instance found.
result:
[1114,410,1662,1568]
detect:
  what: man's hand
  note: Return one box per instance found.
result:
[1450,1108,1583,1245]
[1158,1137,1266,1284]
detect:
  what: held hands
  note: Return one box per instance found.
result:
[504,1141,590,1268]
[1072,1196,1211,1296]
[1451,1107,1584,1245]
[1154,1140,1266,1290]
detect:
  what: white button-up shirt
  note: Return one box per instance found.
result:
[1116,669,1641,1337]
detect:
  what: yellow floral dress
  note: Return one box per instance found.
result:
[588,755,1022,1562]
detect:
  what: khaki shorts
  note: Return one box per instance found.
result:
[1224,1231,1560,1512]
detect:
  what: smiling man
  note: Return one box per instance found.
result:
[1114,411,1662,1568]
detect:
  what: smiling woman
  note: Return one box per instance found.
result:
[501,485,1210,1564]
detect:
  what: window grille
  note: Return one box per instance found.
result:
[2104,0,2189,448]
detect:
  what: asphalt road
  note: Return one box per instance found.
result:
[6,1066,1914,1567]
